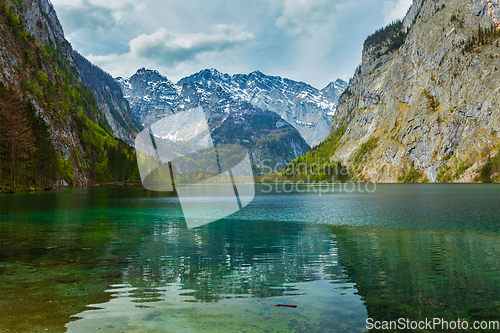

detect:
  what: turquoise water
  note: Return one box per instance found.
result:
[1,184,500,332]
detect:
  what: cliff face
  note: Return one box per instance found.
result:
[22,0,78,75]
[0,0,138,187]
[0,0,91,184]
[330,0,500,182]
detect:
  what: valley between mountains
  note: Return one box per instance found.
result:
[1,0,500,192]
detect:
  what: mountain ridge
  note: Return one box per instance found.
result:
[74,51,141,145]
[177,68,347,146]
[117,68,346,147]
[117,68,312,175]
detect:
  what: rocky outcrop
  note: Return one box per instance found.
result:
[22,0,78,76]
[329,0,500,182]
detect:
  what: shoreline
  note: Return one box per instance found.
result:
[3,181,498,195]
[0,181,142,195]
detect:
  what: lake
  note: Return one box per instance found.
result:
[1,184,500,332]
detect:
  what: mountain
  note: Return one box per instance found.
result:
[320,79,349,105]
[117,69,311,174]
[285,0,500,183]
[0,0,139,190]
[178,69,348,147]
[118,69,346,147]
[116,68,180,127]
[73,51,141,145]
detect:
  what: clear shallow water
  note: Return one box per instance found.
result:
[1,184,500,332]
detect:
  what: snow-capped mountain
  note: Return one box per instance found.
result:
[116,68,180,127]
[179,69,348,146]
[320,79,349,112]
[116,68,311,174]
[116,68,347,147]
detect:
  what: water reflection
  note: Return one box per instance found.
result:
[334,226,500,331]
[67,218,368,332]
[125,219,345,296]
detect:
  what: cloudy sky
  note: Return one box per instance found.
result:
[51,0,413,89]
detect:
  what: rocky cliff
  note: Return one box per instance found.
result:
[22,0,78,76]
[327,0,500,182]
[0,0,90,184]
[0,0,138,187]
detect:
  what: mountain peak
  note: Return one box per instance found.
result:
[248,70,275,81]
[134,68,169,81]
[136,68,155,75]
[323,79,348,92]
[249,70,264,76]
[335,78,348,86]
[207,68,221,75]
[177,68,231,87]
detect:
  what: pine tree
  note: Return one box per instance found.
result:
[24,100,58,186]
[0,90,36,187]
[478,23,483,46]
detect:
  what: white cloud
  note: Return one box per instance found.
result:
[382,0,412,25]
[51,0,142,28]
[87,53,139,78]
[51,0,137,10]
[130,24,255,64]
[87,0,136,10]
[87,24,255,81]
[269,0,342,35]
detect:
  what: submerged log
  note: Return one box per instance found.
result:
[274,304,298,308]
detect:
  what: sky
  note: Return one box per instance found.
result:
[50,0,413,89]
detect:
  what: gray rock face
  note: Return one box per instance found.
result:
[117,69,311,174]
[0,0,145,184]
[0,0,90,184]
[118,68,347,147]
[330,0,500,182]
[23,0,78,76]
[22,1,140,147]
